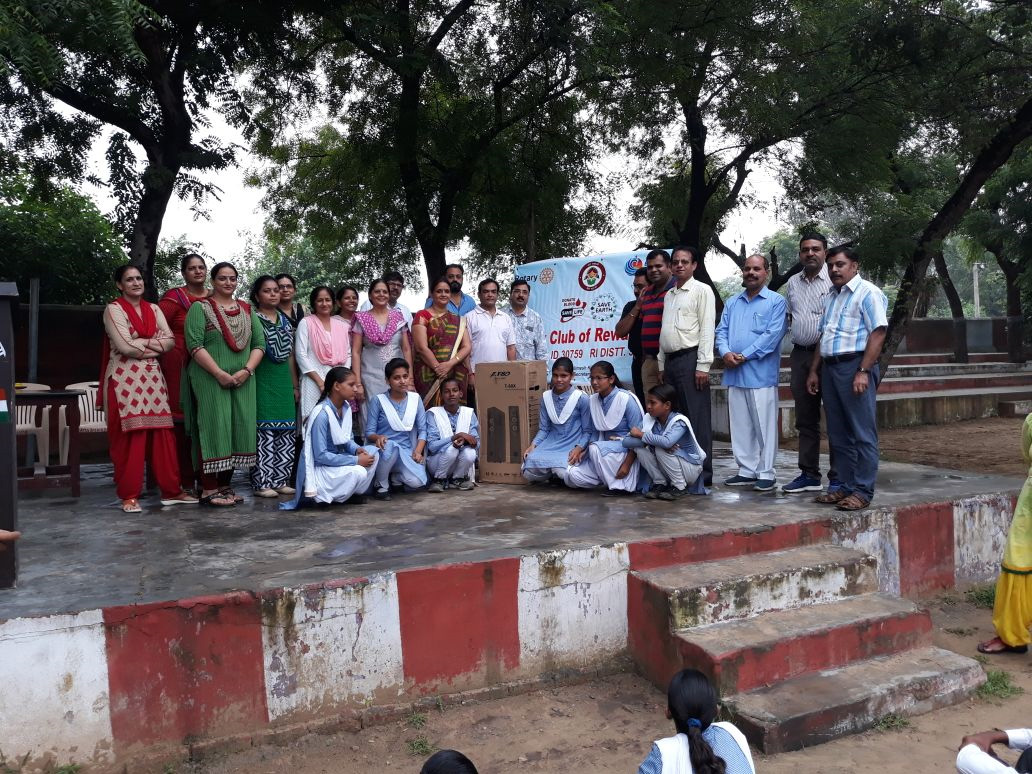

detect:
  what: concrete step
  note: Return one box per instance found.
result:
[778,352,1011,367]
[677,593,932,696]
[718,385,1032,441]
[999,399,1032,418]
[633,545,877,630]
[724,646,984,753]
[733,360,1032,389]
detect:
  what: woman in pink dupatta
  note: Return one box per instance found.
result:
[295,286,352,425]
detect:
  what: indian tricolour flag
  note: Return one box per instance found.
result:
[0,388,7,423]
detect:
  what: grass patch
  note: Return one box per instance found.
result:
[54,768,82,774]
[938,592,960,607]
[978,669,1024,701]
[974,653,990,665]
[407,711,428,729]
[873,712,911,732]
[966,585,996,609]
[407,736,436,756]
[944,626,977,636]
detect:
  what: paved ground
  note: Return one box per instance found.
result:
[1,445,1022,619]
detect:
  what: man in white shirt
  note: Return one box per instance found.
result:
[957,728,1032,773]
[466,278,517,399]
[359,270,413,327]
[657,245,716,486]
[502,279,546,361]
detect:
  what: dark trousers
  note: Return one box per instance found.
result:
[630,355,646,407]
[823,360,879,500]
[789,346,836,481]
[665,350,712,485]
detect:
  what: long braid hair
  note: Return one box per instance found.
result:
[668,669,726,774]
[320,366,354,404]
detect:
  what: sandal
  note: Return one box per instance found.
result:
[836,493,871,511]
[121,498,142,513]
[977,637,1028,655]
[814,490,848,504]
[219,488,244,504]
[200,492,236,508]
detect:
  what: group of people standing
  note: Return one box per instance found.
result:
[615,234,888,510]
[100,257,543,510]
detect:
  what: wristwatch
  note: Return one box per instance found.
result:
[857,366,869,374]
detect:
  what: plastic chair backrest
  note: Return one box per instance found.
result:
[65,382,104,425]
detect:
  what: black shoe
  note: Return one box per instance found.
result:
[645,485,668,499]
[347,494,368,505]
[658,486,688,501]
[373,489,392,501]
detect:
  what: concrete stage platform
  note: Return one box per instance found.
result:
[0,446,1023,769]
[3,446,1021,619]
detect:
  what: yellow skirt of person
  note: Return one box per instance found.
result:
[992,413,1032,647]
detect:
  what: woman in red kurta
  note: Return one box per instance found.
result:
[158,253,208,491]
[103,265,198,512]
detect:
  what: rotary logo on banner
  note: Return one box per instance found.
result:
[516,251,651,383]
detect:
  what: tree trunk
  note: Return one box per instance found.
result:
[993,251,1026,363]
[879,94,1032,371]
[128,161,180,301]
[933,250,968,363]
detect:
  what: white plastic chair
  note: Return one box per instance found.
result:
[15,383,51,466]
[60,381,105,465]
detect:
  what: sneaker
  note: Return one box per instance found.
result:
[452,478,475,491]
[782,474,822,494]
[657,486,687,501]
[645,485,668,500]
[373,489,392,501]
[427,479,445,493]
[723,475,758,487]
[827,479,846,494]
[753,479,777,492]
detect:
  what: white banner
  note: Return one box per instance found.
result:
[515,251,651,384]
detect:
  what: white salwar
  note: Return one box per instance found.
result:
[566,389,643,492]
[284,401,375,508]
[728,385,779,480]
[426,406,477,480]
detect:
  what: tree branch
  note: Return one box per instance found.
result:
[47,82,158,150]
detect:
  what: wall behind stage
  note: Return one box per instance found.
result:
[516,251,650,384]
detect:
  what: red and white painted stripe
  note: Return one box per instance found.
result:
[0,492,1017,769]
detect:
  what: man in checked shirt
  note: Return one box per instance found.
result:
[781,232,839,495]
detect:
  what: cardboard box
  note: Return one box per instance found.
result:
[475,360,546,484]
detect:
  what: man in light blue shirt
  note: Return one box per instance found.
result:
[425,263,477,316]
[807,245,888,511]
[715,254,788,492]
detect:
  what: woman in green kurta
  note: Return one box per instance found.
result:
[184,261,265,507]
[249,275,299,497]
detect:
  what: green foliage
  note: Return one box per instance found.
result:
[252,0,611,282]
[0,174,126,304]
[406,735,436,756]
[965,584,997,609]
[978,669,1023,701]
[406,711,427,729]
[873,712,911,732]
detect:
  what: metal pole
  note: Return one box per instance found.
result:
[972,263,982,318]
[24,278,39,466]
[0,282,20,588]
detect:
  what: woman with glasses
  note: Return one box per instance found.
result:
[275,273,305,328]
[183,261,266,507]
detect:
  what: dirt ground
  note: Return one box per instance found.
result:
[187,419,1031,774]
[194,595,1031,774]
[779,416,1029,478]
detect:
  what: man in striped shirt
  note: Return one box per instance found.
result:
[636,249,675,397]
[806,246,888,511]
[782,232,838,494]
